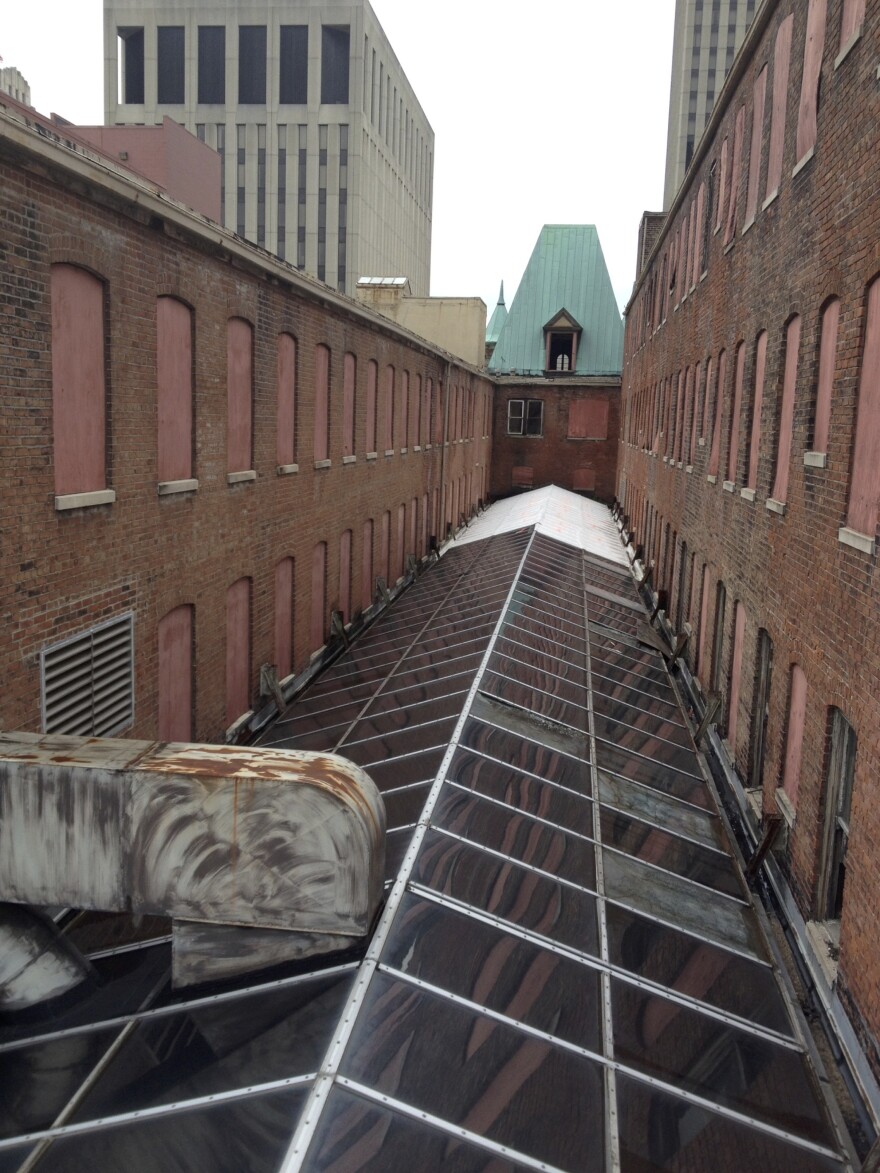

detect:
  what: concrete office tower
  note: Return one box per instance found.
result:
[103,0,433,296]
[663,0,757,208]
[0,67,31,106]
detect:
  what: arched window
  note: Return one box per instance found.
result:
[274,557,295,680]
[314,343,331,463]
[157,297,193,485]
[158,604,193,741]
[227,318,254,476]
[276,333,297,469]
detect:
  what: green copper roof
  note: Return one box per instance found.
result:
[485,282,508,345]
[489,226,623,376]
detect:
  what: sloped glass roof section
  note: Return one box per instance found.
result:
[0,490,849,1171]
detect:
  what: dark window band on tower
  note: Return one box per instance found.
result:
[280,25,308,104]
[321,26,350,104]
[157,27,185,104]
[198,26,225,104]
[239,25,267,105]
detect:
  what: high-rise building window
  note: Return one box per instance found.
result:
[317,124,327,282]
[321,26,350,105]
[257,124,266,247]
[297,124,307,270]
[279,25,308,105]
[118,28,144,105]
[198,27,225,104]
[157,27,185,104]
[236,124,246,237]
[277,125,287,260]
[239,26,267,105]
[216,123,226,222]
[338,125,348,291]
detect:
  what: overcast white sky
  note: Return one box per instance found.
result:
[3,0,675,314]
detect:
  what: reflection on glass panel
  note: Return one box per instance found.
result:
[308,1085,539,1171]
[616,1073,842,1173]
[67,974,351,1122]
[604,852,760,958]
[605,904,789,1032]
[384,653,484,694]
[595,745,711,811]
[432,788,596,889]
[340,690,467,744]
[385,824,416,881]
[0,1143,34,1173]
[592,670,682,719]
[340,972,605,1171]
[383,782,431,828]
[487,656,589,710]
[341,719,459,766]
[449,750,593,831]
[413,831,600,957]
[383,893,602,1052]
[363,749,445,792]
[462,708,590,778]
[600,807,741,898]
[494,634,587,684]
[611,980,834,1146]
[0,941,170,1047]
[34,1085,310,1173]
[594,716,700,774]
[592,693,691,745]
[598,770,721,850]
[0,1027,120,1139]
[368,672,475,715]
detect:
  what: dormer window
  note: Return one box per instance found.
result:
[544,310,582,374]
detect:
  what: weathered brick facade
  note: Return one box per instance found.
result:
[1,107,492,743]
[491,379,620,502]
[618,0,880,1082]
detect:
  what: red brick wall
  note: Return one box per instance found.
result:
[0,117,492,743]
[618,0,880,1072]
[490,381,620,503]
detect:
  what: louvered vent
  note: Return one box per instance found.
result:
[41,614,134,736]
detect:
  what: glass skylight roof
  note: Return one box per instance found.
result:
[0,495,851,1171]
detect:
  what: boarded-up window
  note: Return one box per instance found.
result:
[796,0,827,167]
[747,331,768,490]
[813,299,840,453]
[709,350,726,477]
[383,365,395,452]
[380,511,391,583]
[697,564,711,677]
[410,374,421,447]
[765,16,794,202]
[51,264,107,496]
[727,601,747,753]
[846,277,880,537]
[421,375,430,446]
[771,316,802,503]
[715,137,729,232]
[366,360,378,453]
[694,182,707,281]
[839,0,866,50]
[361,519,374,611]
[227,318,253,474]
[339,530,352,623]
[225,578,251,727]
[396,504,406,580]
[310,542,327,650]
[399,371,409,449]
[157,297,192,484]
[276,333,297,467]
[727,343,746,483]
[433,380,443,445]
[781,665,808,806]
[274,557,294,680]
[724,106,746,246]
[159,604,193,741]
[512,466,534,489]
[744,66,768,226]
[568,400,609,439]
[572,468,596,492]
[341,353,356,459]
[314,344,330,462]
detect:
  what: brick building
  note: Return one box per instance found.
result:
[619,0,880,1110]
[489,225,623,502]
[0,95,490,745]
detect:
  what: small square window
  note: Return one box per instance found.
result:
[507,399,543,436]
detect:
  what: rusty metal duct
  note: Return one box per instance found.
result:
[0,733,385,991]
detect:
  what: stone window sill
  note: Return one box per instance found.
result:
[804,451,827,469]
[838,526,875,555]
[775,787,796,828]
[740,487,756,502]
[277,463,299,476]
[314,459,332,470]
[722,480,735,493]
[762,189,779,212]
[766,497,786,515]
[366,452,378,461]
[707,474,717,484]
[158,479,199,496]
[414,444,422,452]
[342,455,357,465]
[741,216,755,236]
[697,437,706,447]
[835,27,861,69]
[792,146,815,179]
[384,449,395,458]
[227,470,256,485]
[55,489,116,511]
